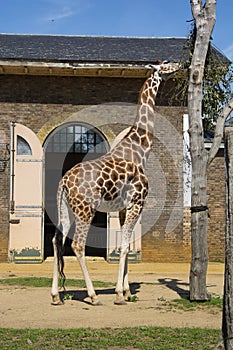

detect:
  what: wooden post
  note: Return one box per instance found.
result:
[223,127,233,349]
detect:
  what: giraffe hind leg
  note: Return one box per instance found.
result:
[119,209,131,301]
[123,253,132,301]
[71,216,102,306]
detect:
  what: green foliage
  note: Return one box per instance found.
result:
[203,51,233,130]
[0,327,221,349]
[179,24,233,131]
[63,293,73,300]
[127,294,139,302]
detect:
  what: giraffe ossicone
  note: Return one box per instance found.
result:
[51,60,180,306]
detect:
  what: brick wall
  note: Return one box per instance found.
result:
[142,106,191,262]
[0,73,226,262]
[207,148,225,261]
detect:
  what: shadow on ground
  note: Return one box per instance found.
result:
[59,282,141,304]
[157,278,190,299]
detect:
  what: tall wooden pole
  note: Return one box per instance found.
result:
[223,127,233,350]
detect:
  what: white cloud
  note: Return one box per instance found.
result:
[43,6,75,21]
[224,43,233,61]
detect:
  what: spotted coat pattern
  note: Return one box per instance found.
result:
[51,61,180,305]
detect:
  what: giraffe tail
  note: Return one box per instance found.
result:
[55,185,66,289]
[55,224,66,289]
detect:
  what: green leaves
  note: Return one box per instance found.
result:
[187,24,233,131]
[202,50,233,130]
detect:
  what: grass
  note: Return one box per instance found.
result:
[154,294,223,314]
[0,277,114,288]
[0,278,223,348]
[0,327,221,350]
[172,294,223,310]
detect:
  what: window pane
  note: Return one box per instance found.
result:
[67,126,73,133]
[60,143,67,153]
[54,134,60,142]
[82,127,88,134]
[88,133,95,143]
[88,144,94,153]
[67,134,73,143]
[46,143,52,152]
[17,136,32,155]
[75,144,82,153]
[95,144,102,153]
[82,134,88,143]
[96,135,102,144]
[53,143,60,152]
[60,134,67,143]
[74,134,82,143]
[67,143,73,152]
[82,143,88,153]
[74,125,81,133]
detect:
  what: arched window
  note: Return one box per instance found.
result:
[43,122,109,259]
[17,136,32,155]
[46,124,107,154]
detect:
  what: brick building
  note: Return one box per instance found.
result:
[0,34,228,263]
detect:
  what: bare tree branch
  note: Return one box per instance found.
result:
[190,0,202,19]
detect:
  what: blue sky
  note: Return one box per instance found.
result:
[0,0,232,60]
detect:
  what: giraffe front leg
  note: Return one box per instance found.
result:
[72,241,102,306]
[115,196,143,305]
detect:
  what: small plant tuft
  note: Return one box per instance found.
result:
[63,293,73,301]
[127,295,139,302]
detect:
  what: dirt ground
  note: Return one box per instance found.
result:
[0,258,224,330]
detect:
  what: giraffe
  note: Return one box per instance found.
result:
[51,60,180,306]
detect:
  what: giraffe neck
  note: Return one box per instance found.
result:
[134,70,161,141]
[111,70,161,169]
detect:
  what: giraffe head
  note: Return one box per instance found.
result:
[145,60,180,79]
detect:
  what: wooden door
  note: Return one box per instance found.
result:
[9,122,44,263]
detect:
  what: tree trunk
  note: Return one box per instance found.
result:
[189,154,210,300]
[223,127,233,350]
[188,0,216,301]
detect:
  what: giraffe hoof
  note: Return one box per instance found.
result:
[51,294,64,306]
[91,296,103,306]
[51,300,64,306]
[92,300,103,306]
[124,290,132,301]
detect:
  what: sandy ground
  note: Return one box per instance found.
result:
[0,258,224,329]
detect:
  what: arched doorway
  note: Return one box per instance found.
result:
[43,122,109,259]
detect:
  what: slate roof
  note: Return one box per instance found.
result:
[0,33,229,64]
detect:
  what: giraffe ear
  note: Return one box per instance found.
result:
[145,64,159,70]
[145,60,169,70]
[145,64,153,69]
[154,59,163,65]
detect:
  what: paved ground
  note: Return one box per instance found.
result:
[0,258,224,329]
